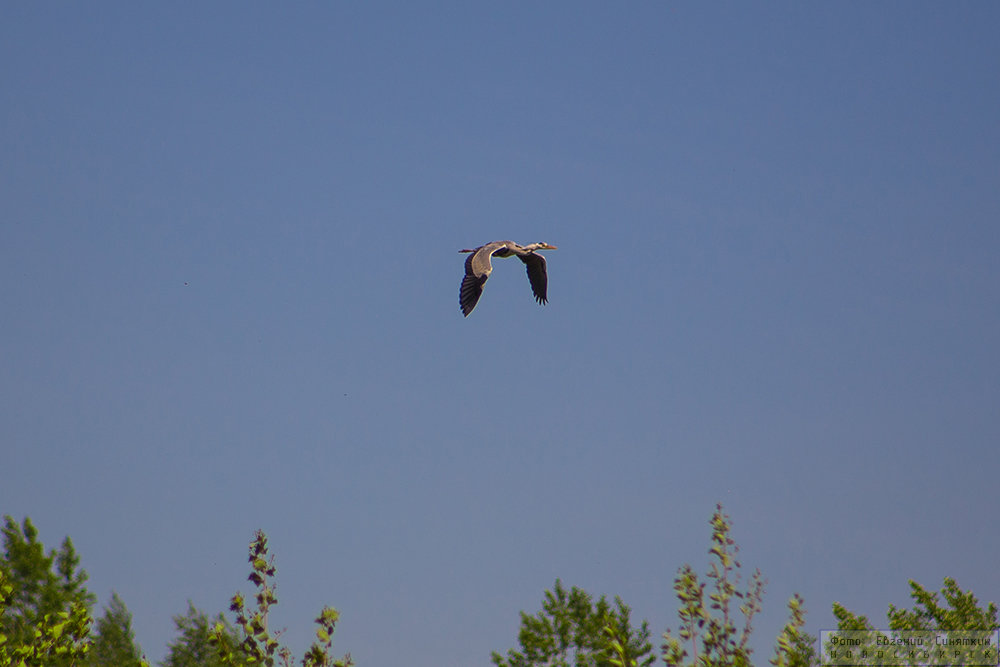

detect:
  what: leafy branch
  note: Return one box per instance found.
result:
[210,530,352,667]
[662,504,808,667]
[0,568,103,667]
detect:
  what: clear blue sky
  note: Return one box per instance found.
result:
[2,3,998,665]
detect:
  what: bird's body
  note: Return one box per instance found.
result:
[459,240,557,316]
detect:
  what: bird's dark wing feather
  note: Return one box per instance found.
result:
[518,252,548,304]
[459,251,489,316]
[460,274,488,316]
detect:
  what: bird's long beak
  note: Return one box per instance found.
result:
[542,243,557,250]
[459,249,475,253]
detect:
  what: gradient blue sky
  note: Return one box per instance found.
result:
[3,3,998,666]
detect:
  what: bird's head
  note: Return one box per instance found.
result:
[528,242,557,251]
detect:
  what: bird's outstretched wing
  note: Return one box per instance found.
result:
[518,252,548,304]
[460,261,489,316]
[459,246,499,316]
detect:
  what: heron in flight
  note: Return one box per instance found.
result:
[459,240,557,316]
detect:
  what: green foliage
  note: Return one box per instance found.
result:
[771,595,815,667]
[19,508,995,667]
[87,592,145,667]
[831,602,872,632]
[888,578,998,632]
[491,578,653,667]
[0,568,92,667]
[604,605,656,667]
[210,530,352,667]
[163,602,241,667]
[0,516,96,667]
[0,516,95,652]
[834,577,999,632]
[661,504,811,667]
[830,578,997,667]
[0,517,149,667]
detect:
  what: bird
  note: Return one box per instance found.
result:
[458,240,557,316]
